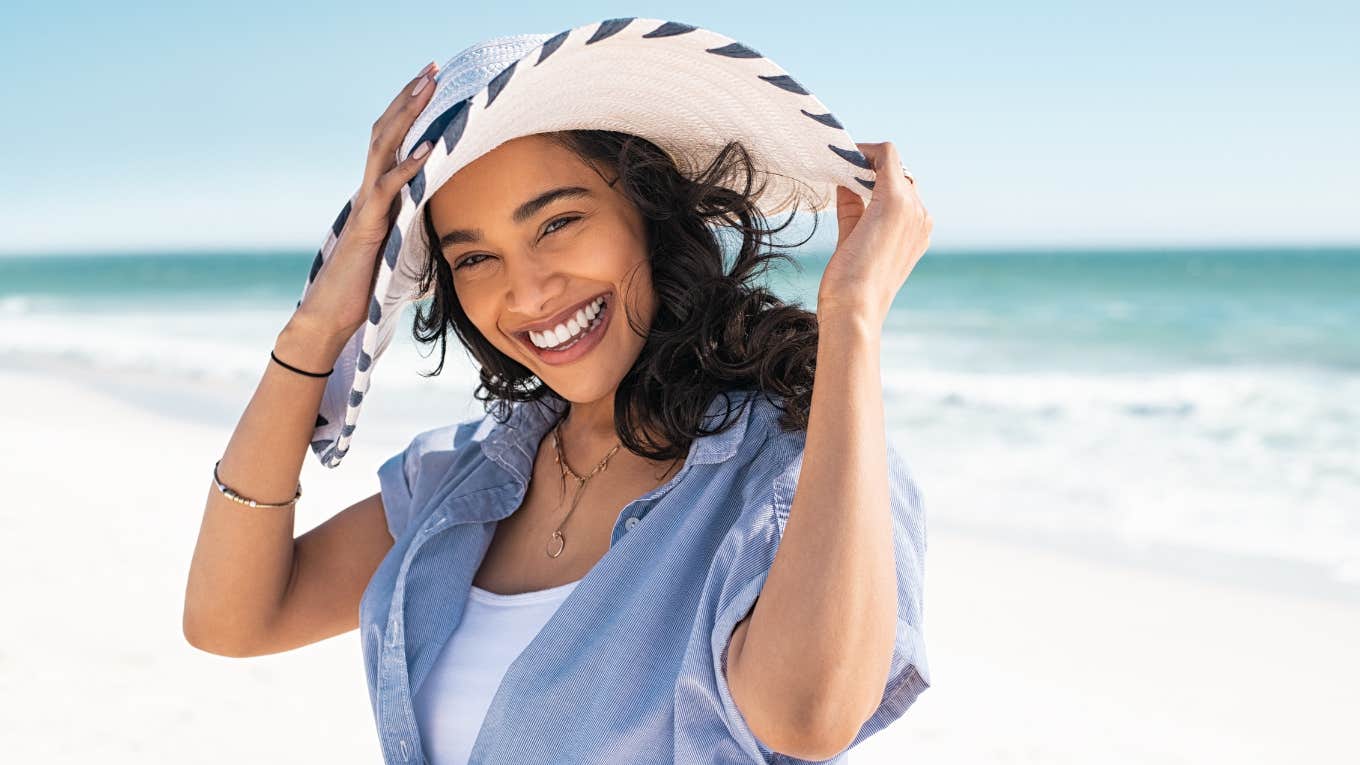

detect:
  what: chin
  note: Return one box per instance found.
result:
[541,369,627,406]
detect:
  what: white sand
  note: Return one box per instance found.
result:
[1,367,1355,763]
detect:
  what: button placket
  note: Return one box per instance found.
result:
[612,454,699,541]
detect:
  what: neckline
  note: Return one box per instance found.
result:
[467,577,584,606]
[480,388,763,485]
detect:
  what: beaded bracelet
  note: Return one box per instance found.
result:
[212,460,302,508]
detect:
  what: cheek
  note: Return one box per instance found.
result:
[453,287,499,338]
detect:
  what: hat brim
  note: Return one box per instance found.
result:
[303,17,887,468]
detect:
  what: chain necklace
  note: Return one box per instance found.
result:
[547,415,622,559]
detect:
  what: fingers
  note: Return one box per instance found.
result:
[835,184,866,250]
[350,138,435,237]
[856,141,915,202]
[855,141,933,247]
[376,140,435,198]
[362,61,441,196]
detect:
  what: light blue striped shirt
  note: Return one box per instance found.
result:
[362,387,930,763]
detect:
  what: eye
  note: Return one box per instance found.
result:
[542,214,581,238]
[453,215,581,271]
[453,253,490,271]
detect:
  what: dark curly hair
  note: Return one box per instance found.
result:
[407,129,824,462]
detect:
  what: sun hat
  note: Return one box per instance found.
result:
[299,16,901,468]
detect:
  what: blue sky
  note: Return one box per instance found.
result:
[1,1,1355,255]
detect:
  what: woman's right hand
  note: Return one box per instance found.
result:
[290,60,442,346]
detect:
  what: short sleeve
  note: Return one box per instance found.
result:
[376,416,489,542]
[376,444,418,542]
[709,437,930,763]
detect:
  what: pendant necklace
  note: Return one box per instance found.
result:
[547,415,622,559]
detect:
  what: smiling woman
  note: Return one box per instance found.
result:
[410,129,823,461]
[186,18,930,765]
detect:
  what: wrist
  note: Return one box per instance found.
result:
[816,295,881,334]
[276,315,353,373]
[816,308,880,348]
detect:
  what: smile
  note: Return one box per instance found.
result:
[516,291,613,366]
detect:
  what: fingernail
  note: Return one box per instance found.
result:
[417,60,436,77]
[411,75,430,97]
[412,141,432,159]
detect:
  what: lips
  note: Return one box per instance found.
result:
[512,290,612,340]
[515,291,613,364]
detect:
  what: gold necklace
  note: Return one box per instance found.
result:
[547,416,622,559]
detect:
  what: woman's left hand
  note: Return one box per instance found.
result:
[817,141,932,327]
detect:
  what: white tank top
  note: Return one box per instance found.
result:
[413,578,583,765]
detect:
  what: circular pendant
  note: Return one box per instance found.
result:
[547,530,566,558]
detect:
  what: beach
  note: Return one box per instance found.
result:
[6,0,1355,756]
[1,365,1356,763]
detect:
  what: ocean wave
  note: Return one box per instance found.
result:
[4,300,1355,585]
[880,364,1360,587]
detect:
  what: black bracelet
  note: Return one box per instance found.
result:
[270,349,333,378]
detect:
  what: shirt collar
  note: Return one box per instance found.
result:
[481,387,759,486]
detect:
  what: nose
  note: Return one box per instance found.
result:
[503,252,566,321]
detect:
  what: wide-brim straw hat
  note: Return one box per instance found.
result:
[300,16,896,468]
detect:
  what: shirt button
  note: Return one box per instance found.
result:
[624,516,639,530]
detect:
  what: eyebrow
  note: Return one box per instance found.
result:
[436,186,594,249]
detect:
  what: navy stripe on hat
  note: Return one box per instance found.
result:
[830,145,872,169]
[802,109,843,129]
[587,17,633,44]
[643,21,696,38]
[536,30,570,64]
[706,42,761,58]
[408,168,426,206]
[759,74,809,95]
[484,60,517,107]
[330,200,352,238]
[382,228,403,268]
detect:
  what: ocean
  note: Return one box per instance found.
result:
[3,246,1357,593]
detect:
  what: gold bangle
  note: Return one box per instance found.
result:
[212,460,302,508]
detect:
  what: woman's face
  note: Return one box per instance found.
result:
[425,133,653,404]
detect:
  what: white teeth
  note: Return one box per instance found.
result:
[529,295,607,350]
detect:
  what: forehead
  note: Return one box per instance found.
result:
[434,134,598,206]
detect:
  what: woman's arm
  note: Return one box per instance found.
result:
[181,317,357,656]
[181,61,443,657]
[726,141,932,759]
[726,312,894,758]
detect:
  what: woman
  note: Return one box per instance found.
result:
[184,19,932,765]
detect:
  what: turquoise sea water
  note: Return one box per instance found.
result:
[3,246,1357,588]
[5,246,1356,371]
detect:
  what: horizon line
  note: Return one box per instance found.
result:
[2,241,1358,260]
